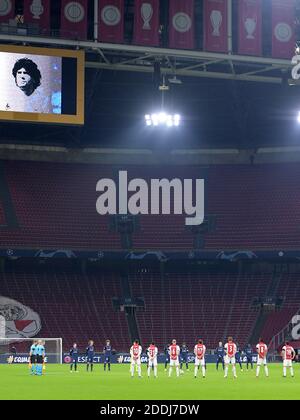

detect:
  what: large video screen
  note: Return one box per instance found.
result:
[0,45,84,125]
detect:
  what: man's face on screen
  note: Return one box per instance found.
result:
[16,68,33,93]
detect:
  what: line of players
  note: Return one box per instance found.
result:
[69,340,112,373]
[38,337,296,379]
[129,337,296,379]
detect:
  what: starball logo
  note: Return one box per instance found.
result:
[96,171,205,226]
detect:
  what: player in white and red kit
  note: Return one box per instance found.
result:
[224,337,237,379]
[282,342,296,378]
[256,338,269,378]
[194,339,206,378]
[168,339,180,377]
[147,342,158,378]
[130,340,142,378]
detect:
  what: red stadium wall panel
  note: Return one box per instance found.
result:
[0,0,15,23]
[98,0,124,44]
[60,0,88,40]
[133,0,160,47]
[238,0,262,56]
[23,0,51,35]
[203,0,228,53]
[271,0,295,59]
[169,0,195,50]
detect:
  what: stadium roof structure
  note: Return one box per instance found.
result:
[0,26,300,151]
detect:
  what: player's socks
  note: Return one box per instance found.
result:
[91,363,93,372]
[176,367,180,377]
[108,363,111,371]
[86,364,89,371]
[233,366,237,378]
[290,367,294,377]
[138,366,142,377]
[147,367,151,377]
[130,365,135,377]
[283,367,287,377]
[194,367,198,378]
[202,367,206,378]
[154,367,157,378]
[256,366,260,377]
[264,366,269,377]
[168,367,172,377]
[224,366,228,377]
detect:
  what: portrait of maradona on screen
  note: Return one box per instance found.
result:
[0,53,62,114]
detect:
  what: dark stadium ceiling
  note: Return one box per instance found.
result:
[1,0,300,150]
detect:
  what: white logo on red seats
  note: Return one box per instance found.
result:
[0,296,41,340]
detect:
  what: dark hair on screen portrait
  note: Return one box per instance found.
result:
[12,58,42,91]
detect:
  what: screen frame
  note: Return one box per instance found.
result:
[0,44,84,125]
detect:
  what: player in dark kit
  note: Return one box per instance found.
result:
[235,345,243,371]
[215,341,225,370]
[103,340,112,371]
[244,344,254,370]
[70,343,79,373]
[180,343,189,372]
[86,340,95,372]
[164,344,170,371]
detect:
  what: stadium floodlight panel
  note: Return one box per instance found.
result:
[145,113,181,127]
[298,111,300,123]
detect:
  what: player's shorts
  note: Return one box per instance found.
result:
[283,359,293,368]
[224,356,236,365]
[87,355,94,363]
[165,356,170,363]
[105,356,111,363]
[30,355,37,364]
[257,357,267,366]
[195,357,205,367]
[131,357,141,366]
[36,355,43,364]
[170,358,179,367]
[71,357,78,363]
[148,358,158,367]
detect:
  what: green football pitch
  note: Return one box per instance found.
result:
[0,364,299,400]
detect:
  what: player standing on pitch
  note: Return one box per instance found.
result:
[70,343,79,373]
[164,343,170,371]
[235,344,243,372]
[29,340,38,375]
[282,341,296,378]
[168,339,180,378]
[180,342,189,373]
[147,342,158,378]
[224,337,237,379]
[35,340,45,376]
[194,339,206,379]
[130,340,142,378]
[256,338,269,378]
[244,343,254,370]
[86,340,95,372]
[215,341,225,371]
[103,340,112,372]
